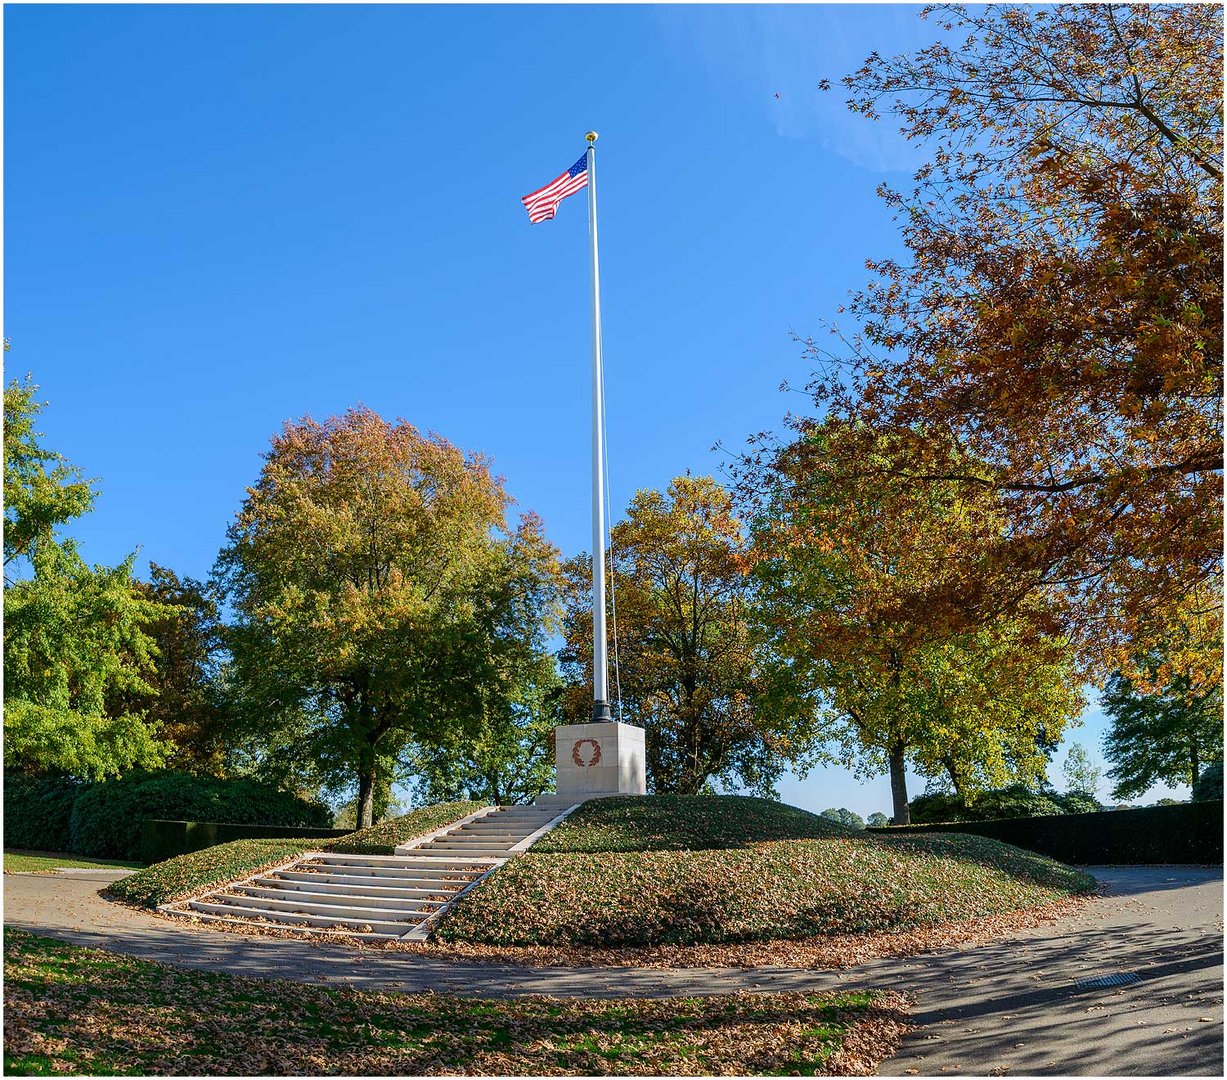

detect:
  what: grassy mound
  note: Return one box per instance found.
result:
[110,800,485,909]
[436,796,1094,948]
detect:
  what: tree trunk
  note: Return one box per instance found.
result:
[356,767,377,829]
[889,742,910,825]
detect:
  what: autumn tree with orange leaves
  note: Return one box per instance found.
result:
[216,407,563,827]
[560,476,817,796]
[779,3,1221,694]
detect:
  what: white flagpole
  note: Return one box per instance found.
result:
[585,131,612,723]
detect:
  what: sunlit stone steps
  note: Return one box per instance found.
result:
[159,802,579,940]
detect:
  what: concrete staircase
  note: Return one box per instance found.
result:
[160,804,575,940]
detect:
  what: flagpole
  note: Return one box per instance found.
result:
[585,131,612,723]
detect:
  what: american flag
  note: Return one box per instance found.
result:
[521,154,589,223]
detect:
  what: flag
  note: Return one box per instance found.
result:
[521,154,588,223]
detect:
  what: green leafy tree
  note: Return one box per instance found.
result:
[560,476,818,797]
[407,666,562,806]
[820,807,865,830]
[216,407,562,827]
[405,517,566,806]
[4,543,169,779]
[866,812,891,828]
[4,376,95,570]
[1061,743,1102,797]
[1191,762,1223,803]
[3,376,170,780]
[1101,664,1224,799]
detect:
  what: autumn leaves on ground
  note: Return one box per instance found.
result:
[433,797,1093,964]
[2,929,910,1077]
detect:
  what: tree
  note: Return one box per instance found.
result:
[4,376,95,571]
[1191,762,1223,803]
[215,407,561,827]
[1061,743,1101,797]
[866,812,890,828]
[820,807,865,830]
[794,4,1222,689]
[744,423,1084,823]
[407,666,562,806]
[116,565,231,777]
[406,515,566,806]
[4,542,171,779]
[1101,659,1223,800]
[3,377,170,780]
[560,476,816,797]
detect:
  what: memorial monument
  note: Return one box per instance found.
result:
[522,132,647,806]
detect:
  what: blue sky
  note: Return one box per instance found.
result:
[4,3,1185,815]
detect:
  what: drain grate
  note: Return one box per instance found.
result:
[1074,972,1142,990]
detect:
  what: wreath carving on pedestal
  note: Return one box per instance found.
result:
[571,738,602,768]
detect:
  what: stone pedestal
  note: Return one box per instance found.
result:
[542,722,646,806]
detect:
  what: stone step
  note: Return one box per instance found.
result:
[307,854,496,870]
[264,875,461,898]
[233,884,446,910]
[427,836,522,845]
[297,859,486,875]
[419,845,519,857]
[443,829,541,839]
[176,909,399,941]
[308,851,467,865]
[275,869,479,889]
[186,899,417,935]
[205,891,436,921]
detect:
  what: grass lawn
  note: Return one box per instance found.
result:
[2,928,909,1076]
[436,795,1095,948]
[4,851,144,874]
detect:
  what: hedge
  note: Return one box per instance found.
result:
[68,772,333,860]
[3,775,89,853]
[140,820,355,864]
[875,800,1223,865]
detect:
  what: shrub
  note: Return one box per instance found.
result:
[910,785,1076,823]
[139,820,354,864]
[881,800,1223,865]
[1192,762,1223,803]
[69,771,332,860]
[3,774,90,852]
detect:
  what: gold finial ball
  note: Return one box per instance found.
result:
[586,131,599,144]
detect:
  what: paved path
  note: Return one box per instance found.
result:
[4,865,1222,1075]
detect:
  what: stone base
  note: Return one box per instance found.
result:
[546,721,646,803]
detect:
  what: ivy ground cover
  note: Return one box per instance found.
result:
[436,796,1095,947]
[108,800,485,909]
[3,928,908,1076]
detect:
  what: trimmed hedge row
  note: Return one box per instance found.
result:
[3,771,332,861]
[875,800,1223,865]
[140,820,354,865]
[3,775,86,853]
